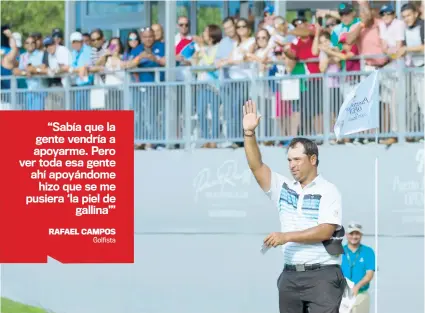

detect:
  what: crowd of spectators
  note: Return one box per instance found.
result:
[1,1,424,149]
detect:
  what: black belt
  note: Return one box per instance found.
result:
[283,263,339,272]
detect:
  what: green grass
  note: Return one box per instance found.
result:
[1,297,49,313]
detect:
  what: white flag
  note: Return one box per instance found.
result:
[334,70,380,140]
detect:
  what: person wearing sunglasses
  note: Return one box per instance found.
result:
[12,35,46,110]
[379,4,405,59]
[341,223,375,313]
[323,17,340,35]
[378,4,405,146]
[175,16,193,66]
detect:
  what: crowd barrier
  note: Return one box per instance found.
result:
[1,64,424,146]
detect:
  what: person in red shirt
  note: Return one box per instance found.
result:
[284,17,323,137]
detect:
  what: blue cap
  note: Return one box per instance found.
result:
[264,5,274,15]
[43,36,54,47]
[380,4,395,14]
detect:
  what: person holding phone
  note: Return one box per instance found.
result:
[1,25,19,91]
[123,28,166,149]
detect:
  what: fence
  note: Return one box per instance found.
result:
[1,64,424,146]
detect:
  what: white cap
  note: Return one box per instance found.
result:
[12,32,22,48]
[70,32,83,42]
[347,222,363,234]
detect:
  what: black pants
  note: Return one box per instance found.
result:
[277,265,346,313]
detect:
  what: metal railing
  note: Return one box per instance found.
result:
[1,63,424,147]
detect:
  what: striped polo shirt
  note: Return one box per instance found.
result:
[266,172,342,265]
[91,41,109,65]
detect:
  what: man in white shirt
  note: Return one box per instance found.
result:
[243,99,346,313]
[41,36,72,110]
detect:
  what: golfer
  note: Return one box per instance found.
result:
[243,100,346,313]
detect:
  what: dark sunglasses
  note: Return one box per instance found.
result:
[179,23,189,27]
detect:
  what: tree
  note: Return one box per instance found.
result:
[1,1,64,37]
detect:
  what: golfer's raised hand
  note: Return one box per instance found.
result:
[243,99,261,131]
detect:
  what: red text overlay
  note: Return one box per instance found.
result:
[0,111,134,263]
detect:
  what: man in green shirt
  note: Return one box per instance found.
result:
[330,3,361,49]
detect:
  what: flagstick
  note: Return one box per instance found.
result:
[374,155,378,313]
[374,69,380,313]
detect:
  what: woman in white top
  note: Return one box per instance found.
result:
[246,28,273,76]
[96,37,125,110]
[217,18,255,141]
[192,25,222,148]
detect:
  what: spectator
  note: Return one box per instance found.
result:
[262,5,276,35]
[346,3,388,69]
[341,223,375,313]
[126,28,166,149]
[82,33,91,46]
[246,28,273,75]
[52,28,64,46]
[40,36,72,110]
[151,24,164,42]
[330,2,360,49]
[284,17,322,136]
[379,4,405,58]
[268,16,297,49]
[397,2,424,66]
[90,28,109,66]
[215,17,239,75]
[219,18,255,142]
[175,16,193,66]
[12,35,46,110]
[122,30,141,82]
[271,49,300,140]
[225,18,256,79]
[69,32,93,110]
[97,37,126,110]
[1,25,19,91]
[397,3,424,139]
[378,4,405,145]
[323,17,340,35]
[30,32,43,51]
[312,27,342,136]
[192,24,222,148]
[126,28,166,81]
[13,32,27,89]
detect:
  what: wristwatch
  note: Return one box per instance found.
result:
[243,130,255,137]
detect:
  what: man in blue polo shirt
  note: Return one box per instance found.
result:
[126,28,165,82]
[341,222,375,313]
[125,28,166,147]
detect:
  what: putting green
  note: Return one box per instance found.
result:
[1,297,48,313]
